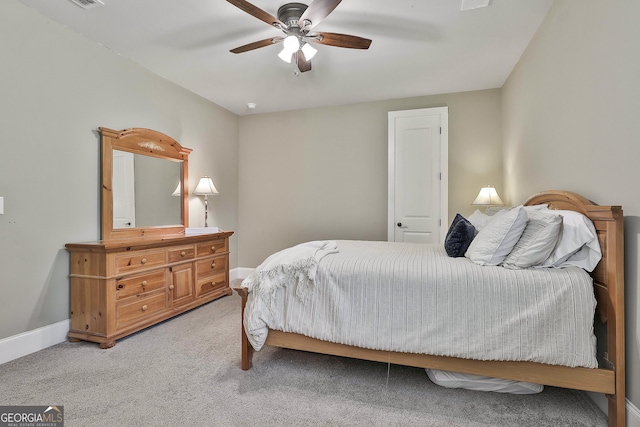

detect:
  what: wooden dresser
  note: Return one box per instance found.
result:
[65,231,233,348]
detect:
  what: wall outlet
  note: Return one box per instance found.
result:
[0,197,4,214]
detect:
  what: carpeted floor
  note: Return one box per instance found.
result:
[0,292,608,426]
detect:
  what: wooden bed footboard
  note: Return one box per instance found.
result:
[235,191,625,427]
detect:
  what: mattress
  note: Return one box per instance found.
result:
[242,240,598,368]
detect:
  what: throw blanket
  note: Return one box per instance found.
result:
[243,240,598,369]
[241,240,339,302]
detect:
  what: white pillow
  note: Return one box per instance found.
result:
[538,210,601,272]
[501,210,563,269]
[524,204,549,211]
[472,205,549,231]
[467,209,492,230]
[465,206,528,266]
[560,243,602,271]
[485,206,508,216]
[426,369,543,394]
[486,204,548,216]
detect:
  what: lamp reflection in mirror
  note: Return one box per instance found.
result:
[171,182,181,197]
[471,185,504,211]
[193,176,219,227]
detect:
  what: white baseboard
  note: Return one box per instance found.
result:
[232,267,255,280]
[629,399,640,427]
[1,269,252,366]
[588,391,640,426]
[0,319,70,365]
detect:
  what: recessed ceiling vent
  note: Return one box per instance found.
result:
[68,0,104,9]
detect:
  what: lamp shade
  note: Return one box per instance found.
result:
[471,185,504,206]
[193,176,219,196]
[301,42,317,60]
[171,182,181,196]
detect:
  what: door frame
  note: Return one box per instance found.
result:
[387,107,449,242]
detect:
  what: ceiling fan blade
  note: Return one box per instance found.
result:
[296,50,312,73]
[311,32,372,49]
[226,0,285,28]
[230,37,283,54]
[299,0,342,29]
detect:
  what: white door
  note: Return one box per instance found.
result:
[112,150,136,228]
[388,107,448,243]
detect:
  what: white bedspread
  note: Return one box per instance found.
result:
[242,240,598,368]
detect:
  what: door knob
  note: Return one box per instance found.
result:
[397,222,408,228]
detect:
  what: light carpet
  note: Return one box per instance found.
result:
[0,292,607,426]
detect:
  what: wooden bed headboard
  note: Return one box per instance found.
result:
[524,190,625,414]
[523,190,624,324]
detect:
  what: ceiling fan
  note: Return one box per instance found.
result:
[227,0,372,74]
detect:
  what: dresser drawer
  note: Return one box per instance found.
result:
[196,239,228,257]
[196,272,227,298]
[115,270,166,299]
[195,256,228,279]
[116,290,167,329]
[167,245,195,264]
[115,249,165,274]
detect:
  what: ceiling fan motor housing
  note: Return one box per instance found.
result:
[277,3,309,27]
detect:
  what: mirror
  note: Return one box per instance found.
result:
[112,150,182,229]
[100,127,192,240]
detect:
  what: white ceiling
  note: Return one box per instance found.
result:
[17,0,554,115]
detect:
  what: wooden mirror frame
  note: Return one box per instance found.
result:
[100,127,192,240]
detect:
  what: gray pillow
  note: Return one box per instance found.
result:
[465,206,528,266]
[501,210,563,269]
[444,214,476,257]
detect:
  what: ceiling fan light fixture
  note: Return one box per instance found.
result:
[301,42,317,61]
[278,48,294,63]
[278,35,300,63]
[283,35,300,52]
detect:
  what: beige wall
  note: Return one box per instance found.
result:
[0,0,239,340]
[11,0,633,412]
[502,0,640,410]
[238,89,502,267]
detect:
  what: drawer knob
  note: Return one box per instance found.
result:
[140,258,147,264]
[211,261,216,269]
[169,285,175,290]
[180,251,186,257]
[210,246,217,252]
[211,281,216,286]
[141,280,147,287]
[141,305,148,311]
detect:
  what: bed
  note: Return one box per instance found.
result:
[233,190,625,427]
